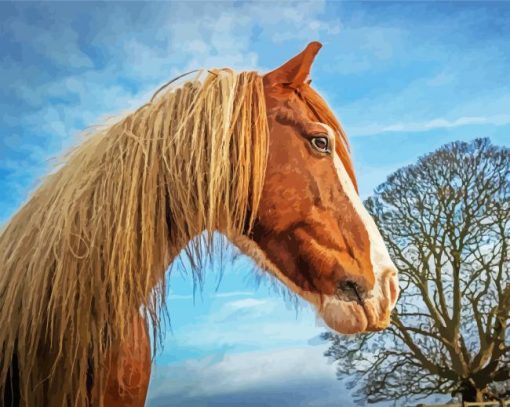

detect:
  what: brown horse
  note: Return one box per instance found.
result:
[0,42,398,406]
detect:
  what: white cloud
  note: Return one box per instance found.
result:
[168,290,256,301]
[222,298,270,311]
[213,290,255,298]
[164,294,325,350]
[270,2,341,42]
[349,114,510,137]
[148,345,350,406]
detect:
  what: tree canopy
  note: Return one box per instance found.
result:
[323,138,510,404]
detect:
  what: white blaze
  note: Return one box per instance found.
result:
[319,123,397,294]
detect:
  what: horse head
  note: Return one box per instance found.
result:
[237,42,399,334]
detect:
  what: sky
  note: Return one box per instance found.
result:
[1,1,510,406]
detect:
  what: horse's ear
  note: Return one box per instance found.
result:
[264,41,322,87]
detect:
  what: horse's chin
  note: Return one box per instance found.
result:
[319,298,368,334]
[319,295,391,335]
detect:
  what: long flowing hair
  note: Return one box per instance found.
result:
[0,69,269,406]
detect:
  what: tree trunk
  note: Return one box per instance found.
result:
[461,381,486,403]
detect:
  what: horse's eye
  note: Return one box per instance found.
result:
[310,136,330,153]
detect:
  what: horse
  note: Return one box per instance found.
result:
[0,42,399,406]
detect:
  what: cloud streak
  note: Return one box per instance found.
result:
[168,290,256,301]
[349,114,510,137]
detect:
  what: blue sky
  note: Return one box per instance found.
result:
[1,1,510,406]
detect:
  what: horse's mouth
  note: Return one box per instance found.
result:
[319,296,391,334]
[362,296,393,332]
[320,272,398,335]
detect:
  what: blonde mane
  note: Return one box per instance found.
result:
[0,69,269,406]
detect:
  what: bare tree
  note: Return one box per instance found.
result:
[323,138,510,405]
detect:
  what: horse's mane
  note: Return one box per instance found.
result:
[0,69,269,406]
[0,67,356,406]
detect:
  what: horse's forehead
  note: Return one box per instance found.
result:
[270,100,318,132]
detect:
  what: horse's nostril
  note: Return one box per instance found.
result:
[337,280,365,304]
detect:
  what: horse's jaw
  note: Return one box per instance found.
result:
[231,235,395,335]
